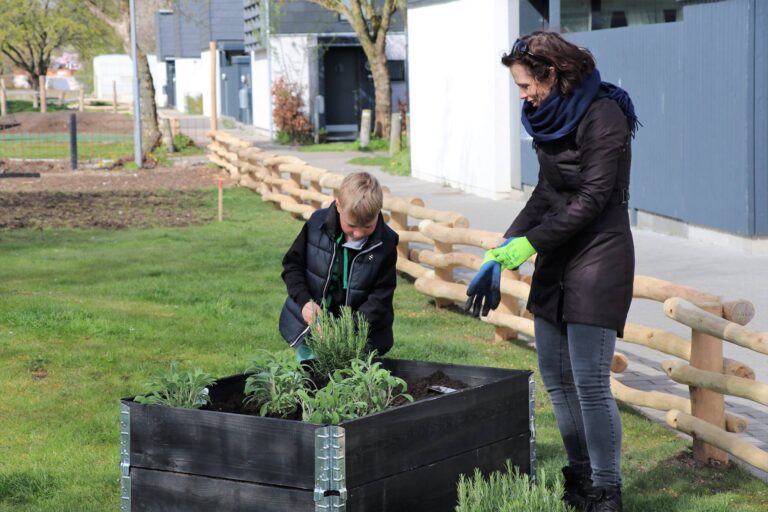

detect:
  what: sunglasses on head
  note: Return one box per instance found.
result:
[510,38,547,63]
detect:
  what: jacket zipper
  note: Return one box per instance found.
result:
[345,241,383,305]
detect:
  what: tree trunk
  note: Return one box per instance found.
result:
[371,55,391,139]
[136,48,161,155]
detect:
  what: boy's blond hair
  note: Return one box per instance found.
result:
[337,172,383,224]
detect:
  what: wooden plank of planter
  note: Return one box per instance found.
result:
[127,375,316,489]
[343,361,531,488]
[346,433,531,512]
[131,467,314,512]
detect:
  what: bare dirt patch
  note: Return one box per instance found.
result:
[0,160,237,230]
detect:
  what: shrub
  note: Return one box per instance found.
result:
[306,306,370,377]
[243,350,313,418]
[185,94,203,115]
[272,78,312,144]
[173,133,195,151]
[134,362,216,409]
[456,463,574,512]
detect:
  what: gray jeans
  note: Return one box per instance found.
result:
[534,317,622,488]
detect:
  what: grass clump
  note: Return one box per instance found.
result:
[456,463,573,512]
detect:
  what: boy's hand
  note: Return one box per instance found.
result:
[302,300,321,325]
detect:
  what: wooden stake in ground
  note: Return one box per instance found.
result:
[210,41,218,132]
[389,112,402,155]
[160,118,175,153]
[360,109,372,148]
[218,178,224,222]
[79,87,85,113]
[40,79,47,113]
[0,79,6,117]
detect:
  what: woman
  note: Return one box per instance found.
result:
[468,31,638,512]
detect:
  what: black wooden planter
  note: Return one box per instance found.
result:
[120,359,534,511]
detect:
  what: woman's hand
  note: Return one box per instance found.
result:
[491,237,537,270]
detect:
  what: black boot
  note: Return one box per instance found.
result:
[561,466,591,511]
[587,486,622,512]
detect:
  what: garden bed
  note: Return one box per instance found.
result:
[121,358,534,511]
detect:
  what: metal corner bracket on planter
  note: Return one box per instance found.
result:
[120,358,534,511]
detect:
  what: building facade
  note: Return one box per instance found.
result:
[408,0,768,244]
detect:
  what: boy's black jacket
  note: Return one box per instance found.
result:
[279,202,399,354]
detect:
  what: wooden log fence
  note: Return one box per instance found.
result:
[207,130,768,472]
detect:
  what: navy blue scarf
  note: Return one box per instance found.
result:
[521,69,640,143]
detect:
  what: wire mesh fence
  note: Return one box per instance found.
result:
[0,111,134,162]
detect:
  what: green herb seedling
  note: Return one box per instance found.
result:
[134,362,216,409]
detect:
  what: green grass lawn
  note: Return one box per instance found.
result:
[4,100,72,114]
[0,133,134,160]
[349,147,411,176]
[0,188,766,511]
[298,137,390,153]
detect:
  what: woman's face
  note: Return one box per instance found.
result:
[511,63,555,108]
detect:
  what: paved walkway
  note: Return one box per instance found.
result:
[212,126,768,481]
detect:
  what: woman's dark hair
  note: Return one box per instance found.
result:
[501,31,596,96]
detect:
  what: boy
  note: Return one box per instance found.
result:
[279,172,399,358]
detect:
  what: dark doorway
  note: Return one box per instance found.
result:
[322,46,374,140]
[165,60,176,108]
[220,52,252,124]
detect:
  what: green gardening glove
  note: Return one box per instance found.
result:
[491,236,536,270]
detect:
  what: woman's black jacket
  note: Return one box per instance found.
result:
[279,203,399,354]
[505,95,634,336]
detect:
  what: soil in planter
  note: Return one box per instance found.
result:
[203,370,468,419]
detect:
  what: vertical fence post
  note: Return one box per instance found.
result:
[40,79,47,113]
[78,87,85,113]
[59,90,66,107]
[112,80,118,113]
[433,235,454,309]
[360,109,372,148]
[387,209,409,261]
[0,78,6,117]
[210,41,218,132]
[389,112,402,155]
[68,113,78,171]
[160,118,175,153]
[689,301,729,465]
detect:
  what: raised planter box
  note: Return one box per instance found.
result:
[120,358,534,511]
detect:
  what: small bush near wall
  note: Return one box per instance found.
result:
[272,78,312,145]
[185,94,203,115]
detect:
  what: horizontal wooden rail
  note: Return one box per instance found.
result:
[621,323,754,380]
[667,410,768,472]
[635,276,754,325]
[610,379,747,433]
[662,360,768,406]
[665,298,768,356]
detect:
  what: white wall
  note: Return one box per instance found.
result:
[175,57,205,114]
[270,35,317,119]
[408,0,521,198]
[251,49,272,136]
[147,54,167,108]
[93,54,133,102]
[93,54,167,107]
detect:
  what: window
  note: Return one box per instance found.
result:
[561,0,682,33]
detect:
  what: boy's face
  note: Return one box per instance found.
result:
[337,202,378,241]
